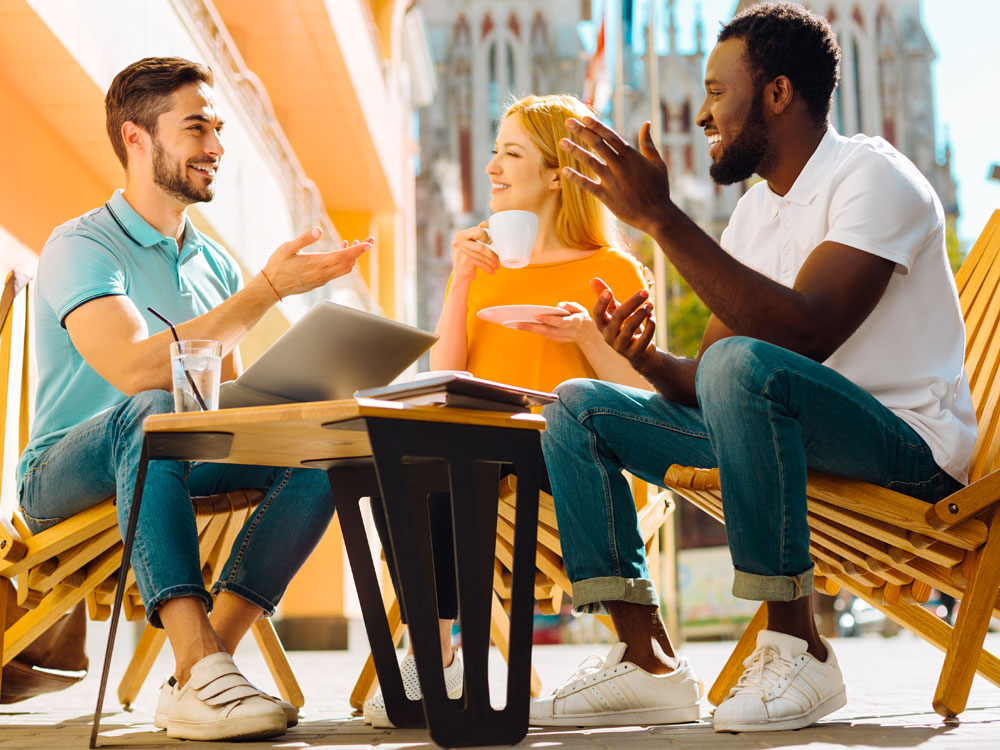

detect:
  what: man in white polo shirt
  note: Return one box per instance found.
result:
[530,2,975,734]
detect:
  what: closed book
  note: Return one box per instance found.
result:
[355,373,557,411]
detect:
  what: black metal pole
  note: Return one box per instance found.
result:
[89,439,149,748]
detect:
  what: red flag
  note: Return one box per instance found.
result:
[582,17,610,114]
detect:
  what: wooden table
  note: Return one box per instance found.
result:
[89,398,546,748]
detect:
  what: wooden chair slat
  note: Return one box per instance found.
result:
[26,526,120,592]
[826,568,1000,691]
[807,473,987,547]
[4,546,121,667]
[0,500,118,579]
[116,625,167,709]
[905,580,933,605]
[497,499,561,555]
[955,211,1000,308]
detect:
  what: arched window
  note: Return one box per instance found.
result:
[451,16,473,212]
[852,34,863,132]
[529,13,549,92]
[486,35,517,142]
[876,8,900,145]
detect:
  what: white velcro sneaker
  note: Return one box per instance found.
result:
[165,652,287,741]
[154,673,298,729]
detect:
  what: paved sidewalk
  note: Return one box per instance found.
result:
[1,620,997,749]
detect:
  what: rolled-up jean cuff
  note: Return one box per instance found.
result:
[212,581,278,617]
[571,576,659,615]
[732,566,814,601]
[145,584,214,629]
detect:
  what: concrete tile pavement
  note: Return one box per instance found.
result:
[1,620,997,749]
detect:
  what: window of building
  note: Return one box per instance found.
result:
[487,38,516,142]
[852,34,863,131]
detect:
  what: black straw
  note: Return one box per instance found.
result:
[147,306,209,411]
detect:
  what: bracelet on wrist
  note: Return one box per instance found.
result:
[260,269,282,302]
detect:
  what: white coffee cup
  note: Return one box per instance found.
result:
[487,210,538,269]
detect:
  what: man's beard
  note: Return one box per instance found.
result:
[709,89,776,186]
[152,138,215,204]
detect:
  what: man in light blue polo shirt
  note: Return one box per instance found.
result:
[17,57,370,742]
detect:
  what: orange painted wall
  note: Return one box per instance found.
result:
[0,77,112,254]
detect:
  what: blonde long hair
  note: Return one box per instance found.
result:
[503,94,622,253]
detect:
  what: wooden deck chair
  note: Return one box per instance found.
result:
[662,210,1000,721]
[0,270,302,709]
[349,472,675,710]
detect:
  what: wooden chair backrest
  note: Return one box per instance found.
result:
[956,210,1000,482]
[0,271,33,529]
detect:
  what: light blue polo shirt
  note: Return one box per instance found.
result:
[17,190,242,486]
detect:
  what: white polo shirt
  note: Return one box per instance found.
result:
[720,127,976,484]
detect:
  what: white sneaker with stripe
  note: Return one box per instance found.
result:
[529,642,702,726]
[713,630,847,732]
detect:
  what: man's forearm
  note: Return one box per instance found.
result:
[633,348,700,406]
[72,274,280,396]
[171,274,277,354]
[575,326,653,390]
[646,207,819,355]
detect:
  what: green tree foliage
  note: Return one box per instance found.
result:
[946,216,965,274]
[630,233,710,360]
[664,269,711,359]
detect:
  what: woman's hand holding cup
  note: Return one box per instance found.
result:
[451,221,499,282]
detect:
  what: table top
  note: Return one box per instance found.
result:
[142,397,546,468]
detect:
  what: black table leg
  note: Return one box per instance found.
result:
[90,440,150,748]
[328,462,430,729]
[365,418,541,748]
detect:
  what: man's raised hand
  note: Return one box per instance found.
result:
[590,277,658,370]
[261,227,371,299]
[560,119,672,235]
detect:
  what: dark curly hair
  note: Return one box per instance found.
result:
[718,2,840,127]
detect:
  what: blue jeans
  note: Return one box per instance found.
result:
[19,390,335,627]
[541,337,961,613]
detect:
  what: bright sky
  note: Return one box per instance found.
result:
[665,0,999,246]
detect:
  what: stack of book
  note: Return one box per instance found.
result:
[355,373,557,413]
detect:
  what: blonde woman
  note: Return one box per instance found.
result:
[364,94,653,726]
[433,94,651,392]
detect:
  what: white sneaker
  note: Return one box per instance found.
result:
[165,652,287,741]
[154,674,298,728]
[713,630,847,732]
[363,650,464,728]
[529,643,702,727]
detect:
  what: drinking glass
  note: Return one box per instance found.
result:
[170,340,222,412]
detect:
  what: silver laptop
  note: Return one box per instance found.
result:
[220,301,438,408]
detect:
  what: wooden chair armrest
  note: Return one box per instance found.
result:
[928,469,1000,527]
[0,515,28,562]
[807,473,987,549]
[664,464,720,491]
